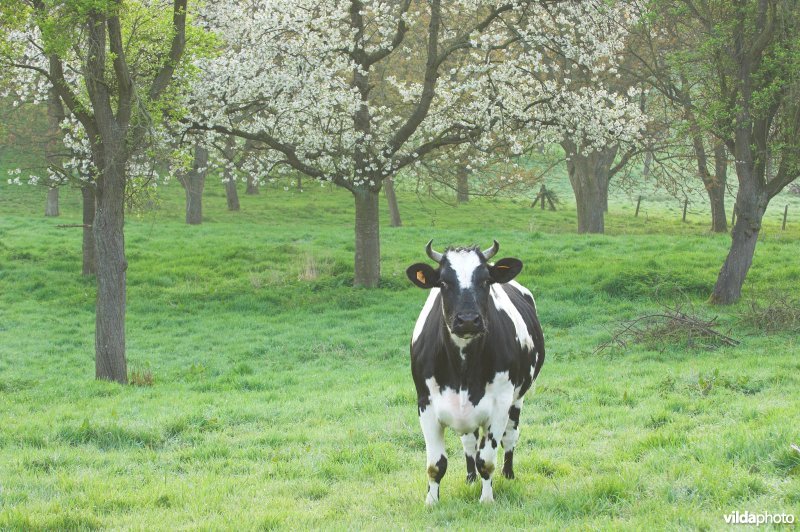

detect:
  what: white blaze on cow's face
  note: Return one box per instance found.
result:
[439,249,492,339]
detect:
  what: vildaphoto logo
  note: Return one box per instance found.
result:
[724,511,795,526]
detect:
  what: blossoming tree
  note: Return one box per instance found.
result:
[1,0,191,383]
[191,0,646,287]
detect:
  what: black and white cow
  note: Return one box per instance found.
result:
[406,240,544,504]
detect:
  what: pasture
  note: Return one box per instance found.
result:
[0,173,799,529]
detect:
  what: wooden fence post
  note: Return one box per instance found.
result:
[783,205,789,230]
[682,198,688,222]
[635,196,642,217]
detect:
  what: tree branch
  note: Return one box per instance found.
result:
[364,0,411,66]
[148,0,187,101]
[84,12,115,135]
[383,0,441,159]
[188,121,346,189]
[390,125,481,173]
[107,13,133,126]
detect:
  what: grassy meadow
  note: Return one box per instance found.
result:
[0,163,799,529]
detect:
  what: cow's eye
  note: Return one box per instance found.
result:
[440,281,449,289]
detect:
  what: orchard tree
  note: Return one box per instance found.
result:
[177,143,208,224]
[662,0,800,303]
[515,7,648,234]
[1,0,191,382]
[191,0,647,287]
[627,11,732,233]
[3,75,101,273]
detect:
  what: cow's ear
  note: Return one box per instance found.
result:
[406,263,439,289]
[489,258,523,284]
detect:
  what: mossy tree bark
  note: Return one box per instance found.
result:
[353,187,380,287]
[81,185,96,275]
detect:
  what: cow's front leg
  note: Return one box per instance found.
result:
[419,405,447,505]
[476,414,509,503]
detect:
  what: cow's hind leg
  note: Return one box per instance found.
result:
[501,398,523,479]
[461,429,479,483]
[419,405,447,505]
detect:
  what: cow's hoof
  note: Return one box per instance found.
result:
[502,468,515,480]
[425,493,439,506]
[466,472,477,484]
[479,492,494,504]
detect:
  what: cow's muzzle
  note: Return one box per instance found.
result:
[452,312,485,337]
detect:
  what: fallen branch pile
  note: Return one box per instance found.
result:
[739,295,800,333]
[595,304,739,355]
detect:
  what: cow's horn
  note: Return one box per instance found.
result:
[425,240,443,263]
[482,240,499,260]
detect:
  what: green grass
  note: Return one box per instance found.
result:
[0,168,799,530]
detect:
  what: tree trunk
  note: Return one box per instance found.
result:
[642,151,653,178]
[45,188,60,217]
[224,179,240,211]
[708,143,728,233]
[222,137,240,211]
[44,88,64,217]
[707,183,727,233]
[456,165,470,203]
[93,159,128,384]
[384,177,402,227]
[353,187,380,287]
[246,174,259,195]
[81,186,96,276]
[598,172,609,212]
[691,123,728,233]
[562,140,617,234]
[183,145,208,225]
[710,191,766,304]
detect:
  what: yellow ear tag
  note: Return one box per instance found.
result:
[497,265,511,270]
[416,270,426,284]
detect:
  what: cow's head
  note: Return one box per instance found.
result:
[406,240,523,339]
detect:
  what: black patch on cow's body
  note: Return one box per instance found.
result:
[416,389,430,416]
[427,454,447,484]
[508,405,521,428]
[465,454,477,483]
[476,455,493,480]
[464,428,479,482]
[502,451,515,479]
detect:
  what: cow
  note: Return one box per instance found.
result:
[405,240,545,504]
